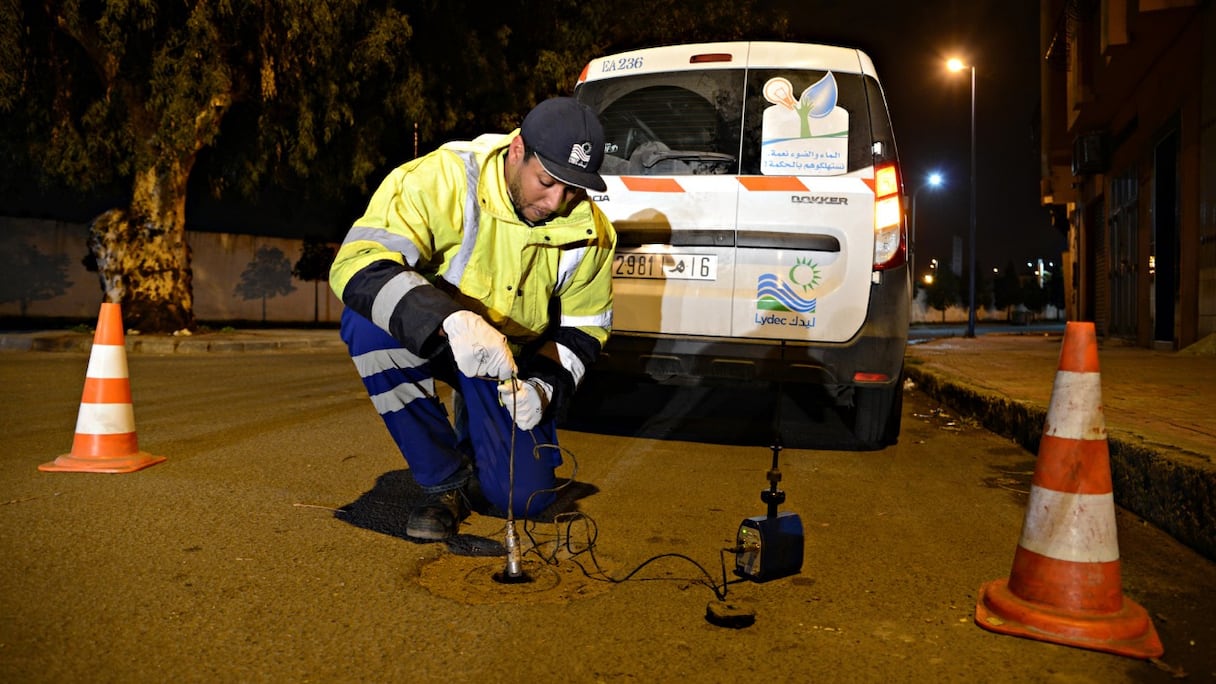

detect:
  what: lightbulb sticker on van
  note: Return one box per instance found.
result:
[755,259,820,329]
[760,74,849,176]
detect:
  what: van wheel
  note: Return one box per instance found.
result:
[852,373,903,449]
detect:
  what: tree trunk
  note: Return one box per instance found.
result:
[88,160,195,333]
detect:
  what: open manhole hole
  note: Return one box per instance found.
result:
[419,554,616,605]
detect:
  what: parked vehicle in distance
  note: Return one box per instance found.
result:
[574,41,910,447]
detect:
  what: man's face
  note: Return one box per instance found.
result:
[506,136,586,224]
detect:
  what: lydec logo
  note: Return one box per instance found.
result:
[754,258,821,329]
[756,258,820,314]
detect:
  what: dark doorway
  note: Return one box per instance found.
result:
[1108,168,1137,340]
[1085,197,1103,331]
[1152,128,1179,345]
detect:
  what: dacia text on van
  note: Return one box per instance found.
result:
[573,41,910,447]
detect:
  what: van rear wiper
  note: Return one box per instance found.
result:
[638,150,737,169]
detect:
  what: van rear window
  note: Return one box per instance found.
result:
[577,70,745,176]
[576,69,878,176]
[742,69,876,176]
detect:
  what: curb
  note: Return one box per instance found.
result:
[126,337,346,354]
[906,364,1216,562]
[1,332,345,354]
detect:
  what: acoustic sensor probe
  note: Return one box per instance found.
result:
[493,376,531,585]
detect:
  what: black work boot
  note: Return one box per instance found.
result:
[406,488,469,541]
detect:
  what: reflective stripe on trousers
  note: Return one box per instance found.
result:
[339,308,561,516]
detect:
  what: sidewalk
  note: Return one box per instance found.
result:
[5,323,1214,561]
[905,328,1216,561]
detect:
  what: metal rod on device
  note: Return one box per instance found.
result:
[763,373,786,519]
[494,377,528,584]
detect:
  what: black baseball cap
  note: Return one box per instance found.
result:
[520,97,607,192]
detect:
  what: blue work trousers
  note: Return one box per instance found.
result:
[339,309,560,517]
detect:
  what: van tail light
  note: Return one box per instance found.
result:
[872,161,906,270]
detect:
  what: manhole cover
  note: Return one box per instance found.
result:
[419,555,616,605]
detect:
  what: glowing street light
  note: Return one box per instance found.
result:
[947,57,977,338]
[910,171,943,280]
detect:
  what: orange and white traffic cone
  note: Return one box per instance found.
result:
[974,321,1162,659]
[38,302,166,474]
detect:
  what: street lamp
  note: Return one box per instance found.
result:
[910,171,943,281]
[948,57,977,338]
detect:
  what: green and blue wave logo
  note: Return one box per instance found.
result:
[756,258,820,313]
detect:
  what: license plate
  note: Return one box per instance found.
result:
[612,252,718,280]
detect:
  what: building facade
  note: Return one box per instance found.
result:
[1039,0,1215,348]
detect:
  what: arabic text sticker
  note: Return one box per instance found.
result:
[761,73,849,176]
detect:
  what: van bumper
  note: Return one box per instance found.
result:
[596,267,910,391]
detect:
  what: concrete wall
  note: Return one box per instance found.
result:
[191,230,342,323]
[0,217,342,324]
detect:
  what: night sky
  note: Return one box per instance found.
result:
[774,0,1066,278]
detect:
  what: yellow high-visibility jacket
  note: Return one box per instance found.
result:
[330,130,616,410]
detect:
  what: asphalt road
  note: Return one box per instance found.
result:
[1,349,1213,682]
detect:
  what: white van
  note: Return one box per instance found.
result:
[573,41,909,447]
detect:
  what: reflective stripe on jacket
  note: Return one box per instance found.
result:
[329,130,616,385]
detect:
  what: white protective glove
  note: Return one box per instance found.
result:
[497,377,553,431]
[441,310,517,381]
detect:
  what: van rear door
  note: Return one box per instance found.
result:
[730,44,885,344]
[576,43,746,337]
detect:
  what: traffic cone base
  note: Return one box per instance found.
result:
[38,450,166,474]
[978,577,1163,659]
[973,321,1163,660]
[38,302,165,474]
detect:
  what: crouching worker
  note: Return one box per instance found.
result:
[329,98,616,541]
